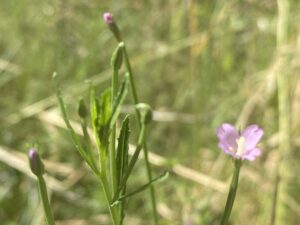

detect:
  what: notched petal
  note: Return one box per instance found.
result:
[242,125,264,150]
[216,123,239,149]
[242,148,261,161]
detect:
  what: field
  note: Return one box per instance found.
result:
[0,1,300,225]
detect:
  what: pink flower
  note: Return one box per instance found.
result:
[216,123,264,161]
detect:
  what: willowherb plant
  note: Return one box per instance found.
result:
[28,12,168,225]
[27,11,266,225]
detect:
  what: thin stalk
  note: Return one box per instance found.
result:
[143,144,159,225]
[37,176,55,225]
[99,170,119,225]
[122,44,159,225]
[110,69,119,194]
[119,180,127,225]
[275,0,291,224]
[123,46,139,107]
[220,160,242,225]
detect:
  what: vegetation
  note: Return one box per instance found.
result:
[0,1,300,225]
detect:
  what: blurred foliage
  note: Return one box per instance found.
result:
[1,0,300,225]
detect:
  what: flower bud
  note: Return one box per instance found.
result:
[28,148,44,176]
[136,103,152,125]
[103,12,114,25]
[78,98,88,118]
[102,12,122,42]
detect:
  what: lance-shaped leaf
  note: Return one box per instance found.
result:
[110,73,129,130]
[116,115,130,224]
[113,122,147,201]
[90,87,112,158]
[116,115,130,188]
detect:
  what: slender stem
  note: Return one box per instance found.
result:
[122,44,159,225]
[123,46,139,106]
[143,144,159,225]
[119,185,126,225]
[99,170,119,225]
[110,69,119,194]
[220,160,242,225]
[37,176,55,225]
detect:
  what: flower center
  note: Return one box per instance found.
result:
[236,136,246,157]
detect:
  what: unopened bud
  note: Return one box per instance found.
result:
[103,12,114,25]
[78,98,88,118]
[28,148,44,176]
[102,12,122,42]
[136,103,152,125]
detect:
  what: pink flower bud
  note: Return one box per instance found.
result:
[28,148,45,176]
[103,12,114,25]
[102,12,122,42]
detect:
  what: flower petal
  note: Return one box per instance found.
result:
[218,143,235,156]
[216,123,239,151]
[242,125,264,150]
[242,148,261,161]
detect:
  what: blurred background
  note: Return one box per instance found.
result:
[0,0,300,224]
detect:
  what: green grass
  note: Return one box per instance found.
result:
[1,1,300,225]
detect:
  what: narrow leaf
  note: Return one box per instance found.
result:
[110,74,129,129]
[116,115,130,187]
[98,89,111,156]
[111,171,169,206]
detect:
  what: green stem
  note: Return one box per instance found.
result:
[37,176,55,225]
[123,46,139,107]
[220,160,242,225]
[99,171,119,225]
[143,144,159,225]
[122,44,159,225]
[110,69,119,194]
